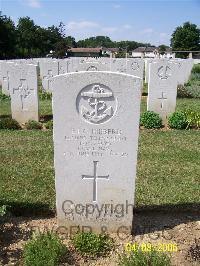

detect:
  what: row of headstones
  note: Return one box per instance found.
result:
[1,57,193,95]
[0,60,194,232]
[0,58,194,124]
[0,58,144,94]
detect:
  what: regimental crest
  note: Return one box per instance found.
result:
[76,84,117,124]
[131,62,140,71]
[87,65,98,71]
[157,65,172,80]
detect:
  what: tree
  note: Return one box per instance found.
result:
[158,44,168,55]
[54,39,69,58]
[0,13,16,59]
[16,17,38,57]
[77,36,114,48]
[171,22,200,58]
[65,36,76,47]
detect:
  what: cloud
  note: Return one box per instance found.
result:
[141,28,154,34]
[26,0,41,8]
[123,24,132,30]
[101,27,118,33]
[65,20,170,45]
[159,32,168,38]
[113,4,121,9]
[66,21,99,30]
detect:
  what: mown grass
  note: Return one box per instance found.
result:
[0,125,199,213]
[1,97,200,118]
[136,130,200,207]
[0,96,199,214]
[0,99,52,117]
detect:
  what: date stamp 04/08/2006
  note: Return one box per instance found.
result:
[125,242,178,253]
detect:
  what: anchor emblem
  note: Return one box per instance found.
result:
[78,84,116,124]
[157,65,172,80]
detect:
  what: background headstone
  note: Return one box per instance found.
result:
[39,60,59,92]
[10,64,39,124]
[147,60,178,122]
[0,61,14,95]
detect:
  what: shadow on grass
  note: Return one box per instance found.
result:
[39,114,53,123]
[132,202,200,236]
[0,115,11,119]
[0,200,55,217]
[1,200,199,225]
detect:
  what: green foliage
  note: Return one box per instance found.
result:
[0,117,21,130]
[23,232,67,266]
[72,232,113,257]
[39,89,52,100]
[177,65,200,98]
[25,120,42,130]
[184,109,200,129]
[192,64,200,74]
[140,111,162,129]
[0,205,7,217]
[45,120,53,130]
[118,249,171,266]
[168,112,187,129]
[183,83,200,98]
[171,22,200,58]
[115,51,126,58]
[0,11,153,59]
[0,91,10,100]
[0,14,16,59]
[158,44,168,55]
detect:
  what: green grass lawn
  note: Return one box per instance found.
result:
[0,97,199,214]
[1,97,200,118]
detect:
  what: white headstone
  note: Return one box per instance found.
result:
[53,71,142,233]
[40,60,59,92]
[71,58,110,72]
[10,64,39,124]
[111,59,144,79]
[58,59,69,74]
[0,61,14,95]
[147,60,178,122]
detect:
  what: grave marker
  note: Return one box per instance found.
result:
[10,64,39,124]
[52,71,142,233]
[147,60,178,122]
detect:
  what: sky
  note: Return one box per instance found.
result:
[1,0,200,46]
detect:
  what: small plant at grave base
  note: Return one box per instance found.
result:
[168,112,188,129]
[72,232,114,257]
[184,109,200,129]
[23,232,67,266]
[0,91,10,101]
[192,64,200,74]
[140,111,162,129]
[186,238,200,263]
[45,120,53,130]
[25,120,43,130]
[0,205,7,217]
[0,117,21,130]
[118,249,171,266]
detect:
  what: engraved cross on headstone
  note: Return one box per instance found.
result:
[13,79,33,110]
[82,161,109,202]
[3,71,9,91]
[158,92,167,109]
[43,70,53,90]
